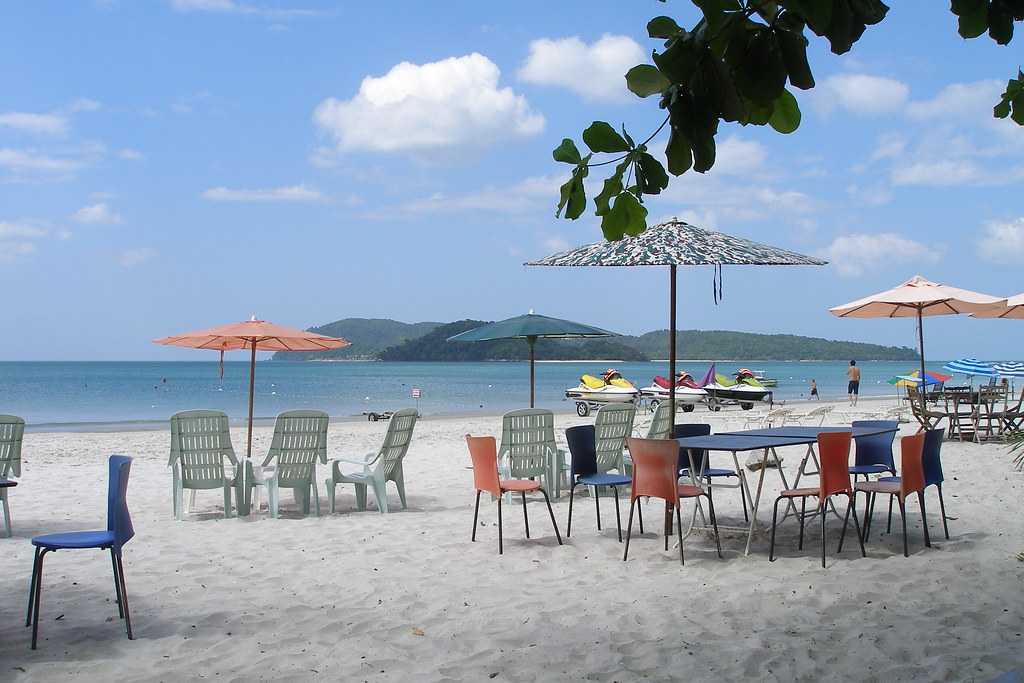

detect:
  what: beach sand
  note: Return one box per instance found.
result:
[1,396,1022,681]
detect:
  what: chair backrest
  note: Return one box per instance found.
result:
[169,410,238,488]
[805,405,833,425]
[594,403,635,473]
[817,431,853,498]
[264,410,329,487]
[851,420,897,471]
[465,435,500,496]
[499,409,556,479]
[645,402,674,440]
[921,427,945,487]
[673,423,711,474]
[898,433,926,497]
[566,425,597,480]
[0,415,25,478]
[107,455,134,551]
[376,408,418,481]
[625,438,678,502]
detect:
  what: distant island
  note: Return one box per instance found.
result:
[272,318,918,362]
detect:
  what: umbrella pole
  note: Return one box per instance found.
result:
[246,343,256,458]
[528,335,537,409]
[669,265,677,429]
[917,307,927,413]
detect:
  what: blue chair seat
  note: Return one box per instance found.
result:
[577,473,631,487]
[849,464,891,475]
[32,530,115,550]
[680,467,736,478]
[877,475,900,483]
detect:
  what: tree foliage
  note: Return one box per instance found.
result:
[553,1,1024,240]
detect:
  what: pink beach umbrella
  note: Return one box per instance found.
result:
[153,317,349,457]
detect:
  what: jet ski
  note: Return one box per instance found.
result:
[640,371,707,412]
[699,364,771,410]
[566,369,639,416]
[735,367,778,388]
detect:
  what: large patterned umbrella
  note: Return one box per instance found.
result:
[446,312,615,407]
[526,219,826,423]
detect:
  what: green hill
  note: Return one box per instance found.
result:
[377,320,647,362]
[622,329,917,361]
[272,318,441,360]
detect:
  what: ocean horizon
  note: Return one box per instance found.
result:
[0,359,963,429]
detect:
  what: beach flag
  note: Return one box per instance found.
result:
[411,387,421,399]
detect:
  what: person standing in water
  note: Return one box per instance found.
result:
[809,379,819,400]
[847,360,861,406]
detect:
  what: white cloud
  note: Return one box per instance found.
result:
[0,242,36,263]
[818,74,909,115]
[0,148,84,174]
[0,221,48,239]
[378,174,560,217]
[169,0,318,17]
[0,112,68,136]
[118,148,144,160]
[119,247,157,267]
[68,98,101,113]
[977,217,1024,264]
[907,80,1003,121]
[73,202,122,224]
[313,53,544,153]
[870,133,906,161]
[816,232,941,277]
[518,35,644,102]
[201,184,323,202]
[712,136,768,176]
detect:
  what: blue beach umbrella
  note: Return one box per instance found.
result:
[993,361,1024,378]
[943,358,997,378]
[447,312,616,407]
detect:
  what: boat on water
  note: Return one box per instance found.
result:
[699,365,772,410]
[639,371,707,413]
[565,368,639,416]
[736,367,778,387]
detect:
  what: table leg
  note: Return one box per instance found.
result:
[742,448,768,556]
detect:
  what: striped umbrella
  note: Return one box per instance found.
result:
[994,361,1024,378]
[943,358,997,377]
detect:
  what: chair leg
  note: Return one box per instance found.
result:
[820,498,827,569]
[373,476,389,514]
[637,499,644,535]
[936,484,950,540]
[623,498,636,561]
[110,548,124,619]
[189,489,197,513]
[2,488,11,537]
[886,493,894,534]
[497,497,503,555]
[222,483,233,519]
[395,471,408,509]
[311,481,321,517]
[471,491,481,541]
[706,490,722,559]
[838,496,851,554]
[664,503,672,552]
[115,551,133,639]
[612,486,623,543]
[326,479,336,514]
[566,484,576,538]
[798,496,807,550]
[675,503,684,566]
[594,485,602,531]
[26,546,40,627]
[268,479,279,519]
[174,480,184,522]
[850,494,866,558]
[30,548,48,650]
[918,491,931,548]
[898,496,908,557]
[521,491,530,539]
[864,492,876,543]
[738,480,749,523]
[539,488,562,545]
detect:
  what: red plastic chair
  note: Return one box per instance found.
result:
[855,433,932,557]
[465,435,562,555]
[769,431,866,568]
[622,438,721,565]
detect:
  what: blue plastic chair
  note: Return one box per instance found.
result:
[875,428,949,540]
[565,425,640,542]
[26,455,134,649]
[849,420,898,479]
[675,424,749,523]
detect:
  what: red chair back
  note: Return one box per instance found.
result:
[899,433,926,498]
[626,437,678,502]
[818,431,853,498]
[465,435,501,497]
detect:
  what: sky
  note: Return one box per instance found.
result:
[1,1,1022,361]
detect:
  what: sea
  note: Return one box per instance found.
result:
[0,360,945,430]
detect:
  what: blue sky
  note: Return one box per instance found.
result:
[1,1,1022,360]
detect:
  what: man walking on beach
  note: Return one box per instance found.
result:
[847,360,860,406]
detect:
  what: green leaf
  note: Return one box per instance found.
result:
[988,3,1015,44]
[994,71,1024,125]
[665,129,693,176]
[652,36,701,85]
[636,152,670,195]
[734,28,788,103]
[768,89,801,133]
[995,99,1012,118]
[848,0,889,25]
[601,192,648,241]
[691,133,717,173]
[625,64,672,98]
[825,0,856,54]
[583,121,631,153]
[951,0,988,38]
[648,15,682,38]
[552,138,582,164]
[785,0,833,33]
[777,28,815,90]
[594,158,629,216]
[556,165,589,220]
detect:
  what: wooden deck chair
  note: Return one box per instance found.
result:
[0,415,24,537]
[168,410,241,520]
[327,408,417,513]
